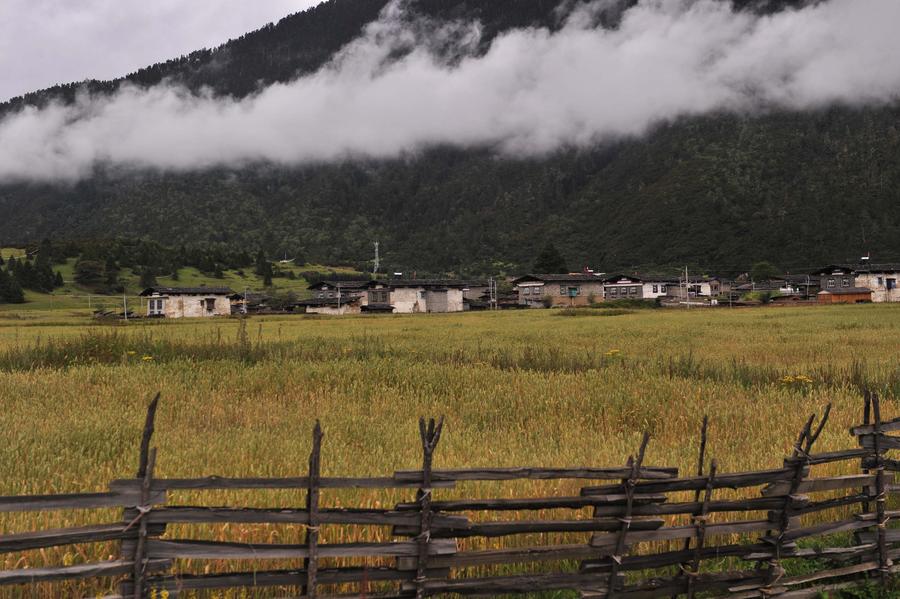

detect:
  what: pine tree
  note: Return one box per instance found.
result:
[532,243,569,274]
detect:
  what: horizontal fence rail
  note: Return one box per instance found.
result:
[1,391,899,597]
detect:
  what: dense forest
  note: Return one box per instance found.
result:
[0,0,897,275]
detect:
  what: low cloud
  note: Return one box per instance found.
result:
[2,0,900,182]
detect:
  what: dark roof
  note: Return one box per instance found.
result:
[856,263,900,274]
[140,286,233,296]
[365,279,472,289]
[818,287,873,295]
[602,274,643,284]
[512,274,603,284]
[361,303,395,312]
[307,280,370,291]
[810,265,856,276]
[296,296,363,307]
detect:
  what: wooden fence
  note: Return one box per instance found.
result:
[2,391,900,598]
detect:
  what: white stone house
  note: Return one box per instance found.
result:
[363,280,467,313]
[140,287,233,319]
[855,264,900,303]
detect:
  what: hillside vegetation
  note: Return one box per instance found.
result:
[0,0,897,273]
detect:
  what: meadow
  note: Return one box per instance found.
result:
[0,303,898,597]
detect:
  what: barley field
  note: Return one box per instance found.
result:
[0,304,898,597]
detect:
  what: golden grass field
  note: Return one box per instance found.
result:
[0,304,898,597]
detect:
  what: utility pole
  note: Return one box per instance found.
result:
[373,241,380,276]
[123,294,128,322]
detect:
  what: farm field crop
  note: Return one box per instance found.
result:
[0,304,898,597]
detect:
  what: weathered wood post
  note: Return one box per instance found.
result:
[762,405,829,595]
[303,421,324,598]
[869,392,891,586]
[132,448,156,599]
[415,416,444,599]
[674,416,709,598]
[685,459,717,599]
[120,394,160,599]
[606,432,650,598]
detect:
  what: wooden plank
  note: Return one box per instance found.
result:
[110,476,454,492]
[0,559,170,585]
[762,473,891,497]
[392,466,678,482]
[394,517,664,538]
[0,523,155,553]
[763,518,874,543]
[395,493,668,512]
[421,571,613,594]
[138,566,412,592]
[590,519,773,548]
[144,538,457,560]
[0,490,164,513]
[850,415,900,436]
[397,543,598,570]
[784,448,868,466]
[858,434,900,451]
[146,506,468,528]
[581,468,798,496]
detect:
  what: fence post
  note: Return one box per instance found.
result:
[605,432,650,598]
[869,392,892,586]
[684,458,717,599]
[762,405,830,595]
[304,421,324,598]
[119,394,161,599]
[415,416,444,599]
[132,447,156,599]
[674,416,709,598]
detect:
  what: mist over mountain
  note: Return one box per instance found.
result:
[0,0,898,274]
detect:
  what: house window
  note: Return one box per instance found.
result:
[369,290,389,304]
[877,277,884,287]
[842,278,850,287]
[203,298,216,313]
[652,285,658,294]
[559,285,566,295]
[827,278,835,288]
[609,287,618,296]
[567,286,580,297]
[661,285,667,293]
[629,287,638,295]
[888,278,897,290]
[148,298,165,315]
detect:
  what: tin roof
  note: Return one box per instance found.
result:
[140,286,233,296]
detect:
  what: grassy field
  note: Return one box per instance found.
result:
[0,304,898,597]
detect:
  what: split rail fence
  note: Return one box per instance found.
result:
[2,391,900,597]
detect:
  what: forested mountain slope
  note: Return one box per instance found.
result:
[0,0,896,274]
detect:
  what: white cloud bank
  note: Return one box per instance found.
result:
[2,0,900,182]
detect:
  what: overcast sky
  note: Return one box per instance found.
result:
[0,0,320,101]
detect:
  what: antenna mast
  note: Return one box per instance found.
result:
[373,241,380,275]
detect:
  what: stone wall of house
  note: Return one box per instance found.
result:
[308,304,362,316]
[163,295,231,318]
[856,273,900,303]
[391,287,427,313]
[425,288,464,312]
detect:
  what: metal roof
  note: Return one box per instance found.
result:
[140,287,233,296]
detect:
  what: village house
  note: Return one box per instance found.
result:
[300,279,473,314]
[363,279,469,313]
[297,295,364,316]
[811,263,899,303]
[602,275,648,300]
[140,286,233,318]
[512,274,605,307]
[853,263,900,303]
